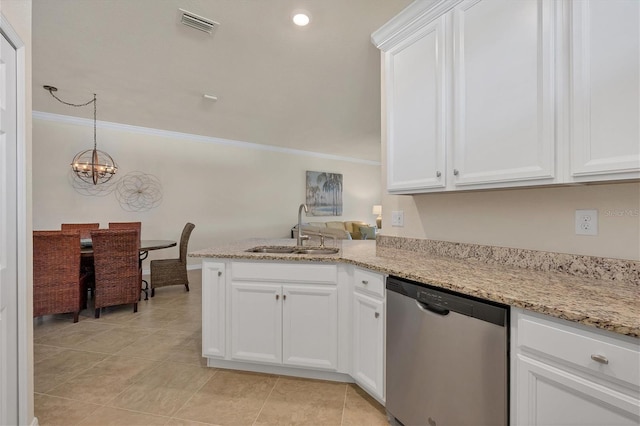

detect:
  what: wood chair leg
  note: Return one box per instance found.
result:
[95,308,100,319]
[133,303,138,313]
[185,283,190,292]
[151,288,155,297]
[73,311,79,323]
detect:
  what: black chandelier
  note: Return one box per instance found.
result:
[44,85,118,185]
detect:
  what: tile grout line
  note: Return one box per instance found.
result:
[34,391,107,426]
[340,383,349,426]
[167,366,220,422]
[35,351,111,395]
[251,375,281,426]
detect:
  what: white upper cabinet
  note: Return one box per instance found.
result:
[385,16,447,192]
[452,0,556,187]
[373,0,640,193]
[568,0,640,182]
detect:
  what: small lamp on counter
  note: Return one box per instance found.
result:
[372,205,382,229]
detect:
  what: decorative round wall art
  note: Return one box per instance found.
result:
[115,172,163,212]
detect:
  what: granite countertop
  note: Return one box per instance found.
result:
[189,238,640,338]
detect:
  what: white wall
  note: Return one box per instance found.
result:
[32,117,382,265]
[380,182,640,260]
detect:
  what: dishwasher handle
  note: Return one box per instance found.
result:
[416,299,450,316]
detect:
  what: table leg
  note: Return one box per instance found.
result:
[139,250,149,301]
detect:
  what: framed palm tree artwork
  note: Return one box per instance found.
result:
[306,171,343,216]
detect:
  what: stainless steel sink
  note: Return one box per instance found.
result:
[294,247,339,254]
[246,246,339,255]
[246,246,297,253]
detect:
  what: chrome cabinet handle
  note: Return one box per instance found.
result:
[361,280,369,285]
[276,294,279,300]
[283,294,287,301]
[591,354,609,365]
[453,169,459,176]
[375,312,380,318]
[436,171,441,177]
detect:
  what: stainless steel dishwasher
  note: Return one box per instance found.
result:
[386,276,508,426]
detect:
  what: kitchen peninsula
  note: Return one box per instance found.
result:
[190,237,639,423]
[190,237,639,337]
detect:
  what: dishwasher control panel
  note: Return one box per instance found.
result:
[416,289,474,316]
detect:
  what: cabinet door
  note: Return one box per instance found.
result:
[386,16,447,193]
[569,0,640,181]
[352,292,385,402]
[230,282,282,364]
[514,354,640,426]
[452,0,556,187]
[202,261,226,358]
[282,285,338,370]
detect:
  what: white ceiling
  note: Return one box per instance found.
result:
[32,0,413,162]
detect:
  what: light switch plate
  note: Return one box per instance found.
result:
[575,209,598,236]
[391,211,404,227]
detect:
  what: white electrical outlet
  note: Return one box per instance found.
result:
[391,211,404,227]
[575,209,598,236]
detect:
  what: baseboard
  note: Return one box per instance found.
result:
[206,358,354,383]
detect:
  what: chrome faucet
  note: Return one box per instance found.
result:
[297,203,309,246]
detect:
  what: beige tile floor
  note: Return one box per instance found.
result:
[34,269,388,426]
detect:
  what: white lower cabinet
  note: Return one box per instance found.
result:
[512,308,640,426]
[230,282,338,370]
[352,291,385,402]
[202,261,226,358]
[205,258,640,418]
[230,282,282,364]
[351,267,386,403]
[202,259,387,401]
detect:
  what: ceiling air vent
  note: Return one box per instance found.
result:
[178,9,219,35]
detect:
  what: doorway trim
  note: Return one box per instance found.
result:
[1,12,30,425]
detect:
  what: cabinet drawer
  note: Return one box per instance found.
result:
[231,262,337,284]
[517,313,640,389]
[353,268,385,298]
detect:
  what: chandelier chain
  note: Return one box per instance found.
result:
[46,88,97,150]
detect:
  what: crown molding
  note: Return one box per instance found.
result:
[371,0,463,51]
[32,111,381,166]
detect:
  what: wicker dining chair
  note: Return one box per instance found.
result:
[108,222,144,297]
[33,230,86,323]
[150,222,195,297]
[61,222,100,239]
[61,222,100,299]
[108,222,141,234]
[90,229,140,318]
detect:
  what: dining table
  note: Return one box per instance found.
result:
[81,239,177,300]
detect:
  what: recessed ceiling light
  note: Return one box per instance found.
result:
[292,13,310,26]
